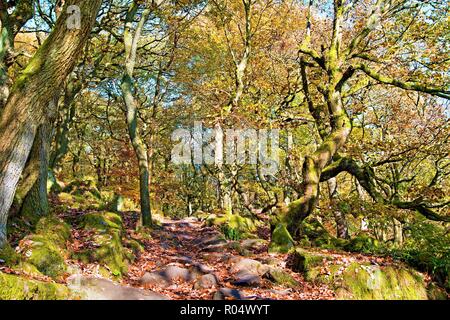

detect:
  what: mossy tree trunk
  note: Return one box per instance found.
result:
[120,4,152,227]
[0,0,103,247]
[284,2,352,236]
[280,0,449,238]
[20,124,52,222]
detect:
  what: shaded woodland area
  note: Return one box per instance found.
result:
[0,0,449,300]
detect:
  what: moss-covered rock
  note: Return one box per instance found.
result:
[209,214,260,240]
[269,223,295,254]
[73,211,129,277]
[60,178,105,209]
[20,235,67,278]
[35,216,71,247]
[0,272,73,300]
[63,178,101,198]
[338,263,428,300]
[266,268,299,288]
[57,192,75,205]
[289,248,333,274]
[291,248,445,300]
[12,262,45,278]
[74,232,128,277]
[18,216,70,279]
[296,250,430,300]
[82,212,123,233]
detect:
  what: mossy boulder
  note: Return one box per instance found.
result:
[63,178,101,198]
[82,212,123,233]
[73,212,129,277]
[13,262,45,278]
[0,272,73,300]
[57,192,75,205]
[269,223,295,254]
[19,235,67,278]
[295,250,431,300]
[209,214,260,239]
[289,248,333,274]
[74,232,128,277]
[35,216,71,247]
[18,216,71,279]
[337,263,428,300]
[61,178,104,209]
[266,267,299,288]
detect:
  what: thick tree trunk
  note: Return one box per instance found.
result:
[20,124,51,222]
[0,0,102,247]
[284,91,352,237]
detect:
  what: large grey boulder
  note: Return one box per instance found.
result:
[139,265,194,288]
[193,274,219,289]
[230,258,270,276]
[68,275,168,300]
[139,272,171,288]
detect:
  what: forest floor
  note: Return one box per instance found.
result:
[3,195,444,300]
[66,210,336,300]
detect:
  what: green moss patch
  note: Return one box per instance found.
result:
[209,214,260,240]
[289,248,333,273]
[82,212,123,232]
[269,223,295,254]
[294,249,431,300]
[266,268,299,288]
[18,216,71,279]
[336,263,428,300]
[73,212,130,277]
[0,271,72,300]
[0,244,21,266]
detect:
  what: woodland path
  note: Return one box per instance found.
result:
[67,214,335,300]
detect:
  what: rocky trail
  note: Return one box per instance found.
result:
[2,195,446,301]
[66,214,335,300]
